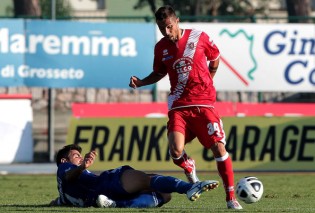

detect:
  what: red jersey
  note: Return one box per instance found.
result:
[153,29,220,110]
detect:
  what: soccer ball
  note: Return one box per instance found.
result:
[236,176,263,204]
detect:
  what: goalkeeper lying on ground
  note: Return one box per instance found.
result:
[50,144,219,208]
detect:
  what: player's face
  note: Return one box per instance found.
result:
[157,16,180,42]
[67,150,83,166]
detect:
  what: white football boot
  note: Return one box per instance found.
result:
[96,195,116,208]
[227,199,243,210]
[184,158,200,183]
[186,180,219,201]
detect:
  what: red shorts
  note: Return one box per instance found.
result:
[167,106,226,149]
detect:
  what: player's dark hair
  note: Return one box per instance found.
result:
[155,5,177,21]
[56,144,82,166]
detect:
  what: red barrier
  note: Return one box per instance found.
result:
[214,102,235,116]
[72,102,315,117]
[72,103,168,118]
[236,103,315,117]
[0,94,32,99]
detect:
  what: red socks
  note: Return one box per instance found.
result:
[216,153,236,201]
[170,151,193,173]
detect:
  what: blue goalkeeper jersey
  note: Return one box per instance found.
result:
[57,163,134,207]
[57,162,100,207]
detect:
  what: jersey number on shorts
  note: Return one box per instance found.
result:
[207,122,221,137]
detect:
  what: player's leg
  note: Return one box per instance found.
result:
[121,169,191,194]
[96,192,168,208]
[117,192,169,208]
[149,174,219,201]
[159,192,172,205]
[167,109,200,183]
[120,169,151,193]
[211,142,242,210]
[168,134,199,183]
[197,107,242,210]
[121,170,218,202]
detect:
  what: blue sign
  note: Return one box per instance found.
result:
[0,19,156,88]
[0,19,25,86]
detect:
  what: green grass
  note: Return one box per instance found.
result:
[0,172,314,212]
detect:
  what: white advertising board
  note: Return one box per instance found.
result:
[0,99,33,163]
[156,23,315,92]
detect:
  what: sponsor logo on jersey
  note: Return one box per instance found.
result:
[163,49,168,55]
[188,42,195,49]
[162,55,173,61]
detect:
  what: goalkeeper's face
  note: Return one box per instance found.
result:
[66,150,83,166]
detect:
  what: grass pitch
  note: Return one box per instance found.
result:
[0,172,314,212]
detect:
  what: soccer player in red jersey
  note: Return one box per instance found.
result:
[129,5,242,210]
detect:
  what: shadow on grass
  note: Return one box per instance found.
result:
[0,204,81,212]
[0,204,50,207]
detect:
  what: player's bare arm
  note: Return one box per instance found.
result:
[209,57,220,79]
[65,150,97,182]
[129,72,166,89]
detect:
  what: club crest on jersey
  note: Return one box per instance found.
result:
[163,49,168,55]
[188,42,195,49]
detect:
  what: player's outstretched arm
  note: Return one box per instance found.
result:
[129,72,166,89]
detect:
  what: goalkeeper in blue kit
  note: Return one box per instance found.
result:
[50,144,219,208]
